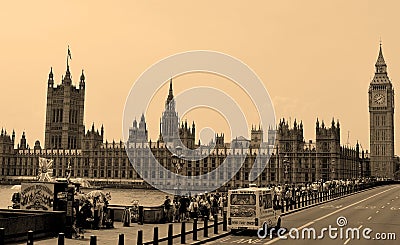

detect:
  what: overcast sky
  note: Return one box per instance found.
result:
[1,0,400,153]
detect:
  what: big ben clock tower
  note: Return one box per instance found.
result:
[369,44,395,179]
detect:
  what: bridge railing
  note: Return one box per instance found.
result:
[1,181,398,245]
[278,180,397,215]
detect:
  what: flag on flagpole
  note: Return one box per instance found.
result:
[68,46,72,60]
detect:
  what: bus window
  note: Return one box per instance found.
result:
[231,194,256,205]
[263,193,272,209]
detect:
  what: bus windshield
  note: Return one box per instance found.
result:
[230,194,256,205]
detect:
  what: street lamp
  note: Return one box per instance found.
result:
[283,155,289,184]
[331,159,336,180]
[172,146,184,196]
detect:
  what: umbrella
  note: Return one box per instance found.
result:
[70,178,92,188]
[11,185,21,191]
[86,190,106,200]
[75,193,88,202]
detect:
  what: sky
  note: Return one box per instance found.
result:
[1,0,400,153]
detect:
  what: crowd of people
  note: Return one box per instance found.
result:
[72,191,112,238]
[265,177,376,207]
[163,193,228,223]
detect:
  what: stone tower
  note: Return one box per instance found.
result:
[250,124,263,148]
[128,113,148,144]
[315,118,341,180]
[276,119,304,183]
[44,54,85,149]
[369,44,395,179]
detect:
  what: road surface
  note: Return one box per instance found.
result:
[210,184,400,244]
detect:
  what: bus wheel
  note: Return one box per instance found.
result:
[275,217,281,230]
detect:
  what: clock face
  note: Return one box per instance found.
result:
[374,93,385,105]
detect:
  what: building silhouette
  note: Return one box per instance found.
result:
[368,44,396,179]
[1,47,392,189]
[44,63,85,149]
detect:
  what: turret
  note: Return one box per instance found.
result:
[80,69,85,89]
[12,129,15,144]
[48,67,54,87]
[20,132,27,150]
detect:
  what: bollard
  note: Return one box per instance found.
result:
[301,195,304,207]
[181,221,186,244]
[0,228,5,245]
[118,234,124,245]
[204,218,209,237]
[153,227,159,245]
[123,207,131,227]
[137,230,143,245]
[27,230,34,245]
[93,210,99,229]
[90,235,97,245]
[168,224,173,245]
[223,212,227,231]
[138,206,144,225]
[213,215,218,234]
[110,209,115,227]
[285,199,289,211]
[193,218,198,241]
[58,233,65,245]
[281,199,284,213]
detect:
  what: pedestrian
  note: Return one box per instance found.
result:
[189,198,198,219]
[164,196,173,222]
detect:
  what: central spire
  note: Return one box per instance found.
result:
[166,78,174,107]
[65,45,72,78]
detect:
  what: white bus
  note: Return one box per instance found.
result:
[227,186,282,231]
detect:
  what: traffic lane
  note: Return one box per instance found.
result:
[279,185,397,229]
[348,187,400,245]
[269,185,400,245]
[207,185,398,245]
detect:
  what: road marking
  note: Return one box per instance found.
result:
[367,216,372,220]
[343,225,362,245]
[263,186,398,245]
[219,237,231,243]
[296,221,314,230]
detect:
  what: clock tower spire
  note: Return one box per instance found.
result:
[368,43,395,179]
[375,43,387,74]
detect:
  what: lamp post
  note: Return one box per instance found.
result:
[283,155,289,185]
[331,159,336,180]
[172,146,184,196]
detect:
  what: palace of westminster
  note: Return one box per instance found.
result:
[0,45,399,190]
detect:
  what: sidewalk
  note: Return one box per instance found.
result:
[14,216,229,245]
